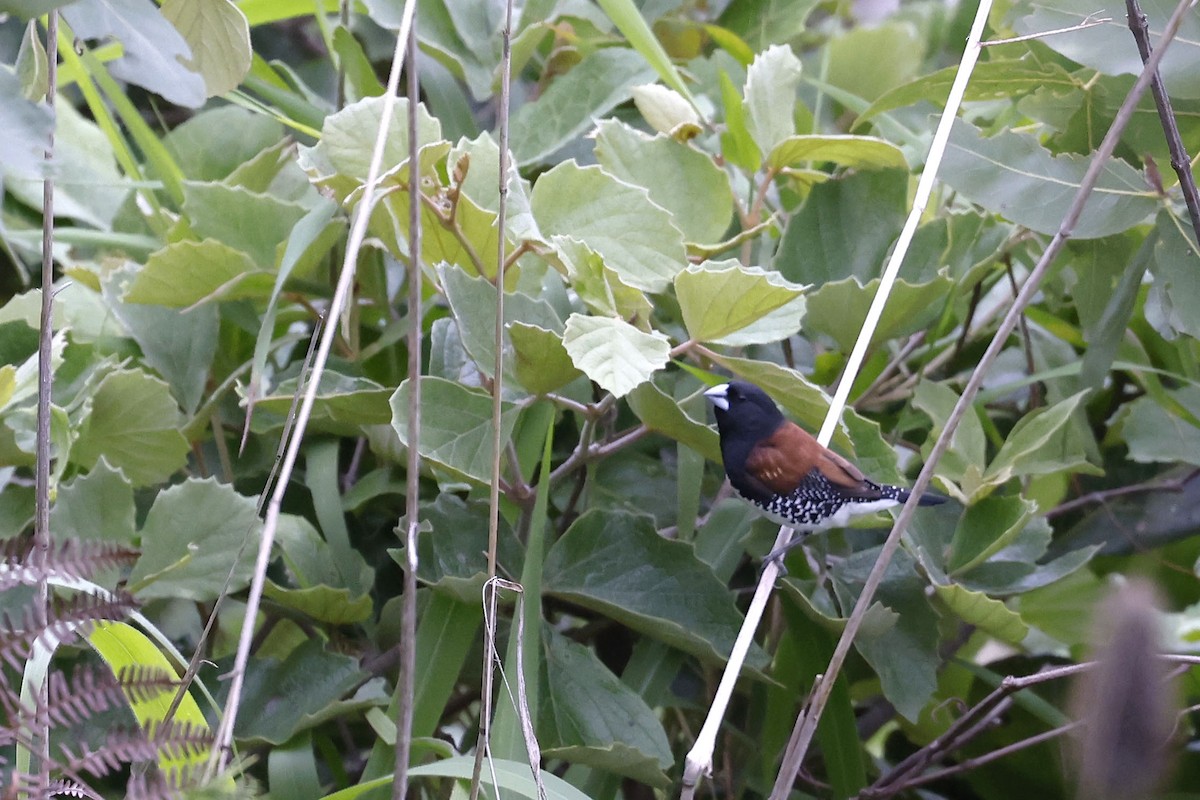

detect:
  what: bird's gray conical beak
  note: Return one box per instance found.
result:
[704,383,730,411]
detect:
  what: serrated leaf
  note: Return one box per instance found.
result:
[932,583,1029,644]
[767,134,907,170]
[531,161,686,293]
[509,322,581,396]
[49,458,135,544]
[310,96,443,181]
[547,235,651,322]
[562,314,670,398]
[161,0,251,97]
[593,119,733,244]
[674,261,806,343]
[540,630,672,787]
[129,478,262,600]
[390,377,520,485]
[544,509,768,669]
[73,369,188,486]
[744,44,801,154]
[183,182,310,269]
[263,582,373,625]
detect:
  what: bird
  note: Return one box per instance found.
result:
[704,381,946,562]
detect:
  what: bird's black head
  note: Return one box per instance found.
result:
[704,380,785,446]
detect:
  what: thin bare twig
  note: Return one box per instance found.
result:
[471,0,515,794]
[32,11,60,787]
[981,14,1110,47]
[1044,468,1200,519]
[206,0,420,777]
[393,18,422,800]
[768,0,1197,794]
[1126,0,1200,246]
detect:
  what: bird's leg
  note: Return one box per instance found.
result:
[763,531,806,575]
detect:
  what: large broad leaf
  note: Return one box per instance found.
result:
[1013,0,1200,99]
[947,495,1037,576]
[913,380,987,492]
[305,96,443,182]
[49,458,135,544]
[0,69,52,180]
[539,630,673,787]
[826,22,923,102]
[983,391,1100,486]
[743,44,802,155]
[182,182,310,270]
[389,377,520,485]
[439,264,562,379]
[1146,211,1200,340]
[592,119,733,244]
[161,0,251,97]
[940,120,1158,239]
[73,369,189,486]
[61,0,207,108]
[530,160,687,293]
[128,478,262,601]
[627,380,720,463]
[1123,388,1200,466]
[803,273,954,351]
[562,314,670,398]
[252,373,393,436]
[718,0,819,51]
[447,132,537,241]
[404,494,524,603]
[125,239,267,307]
[931,582,1029,644]
[510,48,655,165]
[832,546,939,721]
[674,261,806,345]
[543,509,768,669]
[226,639,368,744]
[547,236,651,322]
[509,322,581,396]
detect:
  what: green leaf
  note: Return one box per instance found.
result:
[544,509,768,669]
[510,48,655,165]
[230,639,367,744]
[592,119,733,244]
[826,22,923,103]
[595,0,698,108]
[88,621,212,776]
[73,369,189,487]
[833,547,938,721]
[331,25,384,101]
[931,583,1029,644]
[254,373,393,435]
[630,83,701,138]
[531,160,687,293]
[447,132,537,240]
[307,96,443,181]
[948,495,1037,576]
[509,322,582,396]
[322,756,595,800]
[984,391,1098,485]
[164,105,285,182]
[718,68,760,172]
[389,377,520,485]
[1146,212,1200,340]
[913,380,987,491]
[407,495,524,602]
[263,582,374,625]
[0,69,52,180]
[61,0,207,107]
[941,120,1158,239]
[547,235,651,322]
[49,458,135,544]
[161,0,251,97]
[627,379,720,463]
[858,59,1077,125]
[718,0,818,52]
[1013,0,1200,99]
[743,44,801,155]
[562,314,670,398]
[803,274,954,351]
[126,239,268,307]
[128,477,262,601]
[439,264,562,379]
[767,134,907,171]
[539,629,672,787]
[1124,388,1200,466]
[182,182,310,269]
[674,261,806,344]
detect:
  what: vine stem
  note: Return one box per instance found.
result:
[206,0,420,777]
[771,0,1197,793]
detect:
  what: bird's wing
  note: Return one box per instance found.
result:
[744,422,814,494]
[816,449,885,500]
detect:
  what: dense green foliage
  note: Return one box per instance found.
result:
[3,0,1200,797]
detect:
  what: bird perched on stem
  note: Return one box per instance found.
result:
[705,381,946,562]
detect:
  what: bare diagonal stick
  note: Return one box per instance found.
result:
[769,0,1197,794]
